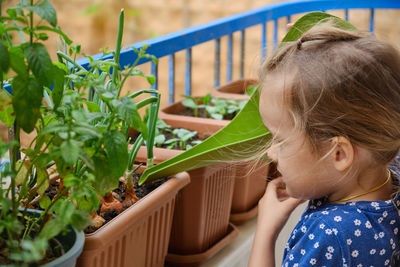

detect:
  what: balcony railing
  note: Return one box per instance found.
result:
[73,0,400,105]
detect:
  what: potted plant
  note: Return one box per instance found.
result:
[135,117,238,266]
[54,10,191,267]
[0,2,189,267]
[0,1,89,265]
[159,94,270,225]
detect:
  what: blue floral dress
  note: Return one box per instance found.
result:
[281,171,400,267]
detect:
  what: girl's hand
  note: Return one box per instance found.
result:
[249,177,305,267]
[257,177,305,239]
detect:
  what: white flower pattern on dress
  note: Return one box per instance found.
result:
[281,192,400,267]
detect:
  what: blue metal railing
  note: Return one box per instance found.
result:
[4,0,400,103]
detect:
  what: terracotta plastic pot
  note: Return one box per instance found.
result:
[210,79,258,100]
[136,118,238,265]
[229,161,269,225]
[76,167,190,267]
[159,99,269,225]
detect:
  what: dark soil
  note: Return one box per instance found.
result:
[177,107,236,120]
[84,173,168,234]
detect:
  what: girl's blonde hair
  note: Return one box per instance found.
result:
[260,20,400,165]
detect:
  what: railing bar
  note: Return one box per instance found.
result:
[345,8,349,21]
[262,22,267,62]
[227,34,233,82]
[370,8,375,33]
[151,61,158,91]
[286,15,291,32]
[214,38,221,88]
[273,19,278,51]
[168,54,175,104]
[240,30,245,79]
[185,48,192,96]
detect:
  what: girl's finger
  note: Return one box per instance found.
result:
[287,23,294,29]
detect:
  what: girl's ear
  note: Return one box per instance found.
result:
[331,136,354,171]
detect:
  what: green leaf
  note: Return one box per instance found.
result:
[210,113,223,120]
[0,90,15,127]
[146,75,155,86]
[12,76,43,133]
[50,64,65,109]
[36,166,49,195]
[15,160,28,186]
[25,43,53,87]
[60,140,80,165]
[93,154,118,195]
[281,11,357,44]
[58,200,75,223]
[70,210,92,231]
[181,98,197,109]
[39,195,51,209]
[39,217,63,239]
[85,101,101,113]
[116,96,148,138]
[0,40,10,73]
[9,46,28,78]
[154,134,165,146]
[103,130,128,178]
[26,0,57,26]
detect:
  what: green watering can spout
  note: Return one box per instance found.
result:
[139,12,356,185]
[139,88,270,185]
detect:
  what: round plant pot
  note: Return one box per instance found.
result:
[42,225,85,267]
[2,209,85,267]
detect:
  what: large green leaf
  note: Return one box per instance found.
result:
[115,96,148,138]
[25,0,57,27]
[9,46,28,79]
[12,76,43,133]
[93,154,118,196]
[281,12,356,44]
[50,64,65,109]
[25,43,53,87]
[139,12,356,185]
[103,130,128,178]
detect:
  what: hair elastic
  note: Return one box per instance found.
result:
[297,38,302,49]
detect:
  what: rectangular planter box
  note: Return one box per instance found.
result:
[159,97,269,225]
[76,167,190,267]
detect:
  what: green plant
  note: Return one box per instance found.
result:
[153,119,201,150]
[206,98,247,120]
[139,12,356,185]
[182,93,247,120]
[0,2,159,265]
[181,93,211,117]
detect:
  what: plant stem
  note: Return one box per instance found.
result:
[114,9,124,97]
[29,0,33,45]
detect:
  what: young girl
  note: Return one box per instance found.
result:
[249,20,400,267]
